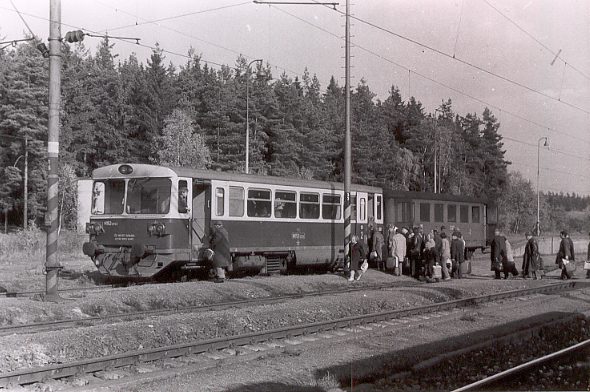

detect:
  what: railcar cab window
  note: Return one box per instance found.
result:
[126,178,171,214]
[300,192,320,219]
[215,188,224,216]
[247,189,271,218]
[460,205,469,223]
[274,191,297,218]
[447,204,457,223]
[322,194,341,220]
[92,180,124,214]
[229,186,245,217]
[178,180,188,213]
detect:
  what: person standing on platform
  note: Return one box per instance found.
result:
[523,232,540,280]
[451,231,465,279]
[440,232,451,280]
[208,221,230,283]
[491,228,506,279]
[372,226,386,271]
[391,228,407,276]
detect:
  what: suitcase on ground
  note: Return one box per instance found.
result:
[460,260,471,275]
[386,256,397,270]
[433,264,442,279]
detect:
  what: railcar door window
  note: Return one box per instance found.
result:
[471,206,480,223]
[178,180,188,213]
[274,191,297,218]
[215,188,225,216]
[351,195,357,221]
[300,192,320,219]
[376,195,382,221]
[126,178,171,214]
[247,189,271,218]
[447,204,457,223]
[92,180,125,214]
[367,194,374,221]
[229,186,245,217]
[359,197,367,221]
[460,205,469,223]
[322,194,341,220]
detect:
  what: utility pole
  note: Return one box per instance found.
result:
[23,137,28,229]
[343,0,352,267]
[45,0,62,300]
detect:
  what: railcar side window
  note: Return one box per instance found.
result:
[274,190,297,218]
[215,188,225,216]
[434,204,444,222]
[229,187,245,217]
[92,180,125,215]
[447,204,457,223]
[247,189,271,218]
[376,195,382,221]
[322,194,341,220]
[472,206,480,223]
[300,192,320,219]
[126,178,171,214]
[460,205,469,223]
[420,203,431,222]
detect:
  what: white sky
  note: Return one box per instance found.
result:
[1,0,589,195]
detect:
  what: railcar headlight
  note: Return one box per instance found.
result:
[148,222,167,236]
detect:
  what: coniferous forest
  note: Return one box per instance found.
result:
[1,38,514,229]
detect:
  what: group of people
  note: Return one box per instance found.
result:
[347,224,468,282]
[491,228,538,279]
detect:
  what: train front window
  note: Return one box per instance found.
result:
[126,178,172,214]
[92,180,125,215]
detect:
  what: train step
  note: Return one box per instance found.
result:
[265,258,285,274]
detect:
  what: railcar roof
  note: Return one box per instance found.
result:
[92,164,382,193]
[383,189,487,204]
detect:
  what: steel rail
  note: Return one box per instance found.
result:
[452,337,590,392]
[0,281,420,336]
[0,285,117,298]
[0,281,587,387]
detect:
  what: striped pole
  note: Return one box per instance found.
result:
[343,0,351,268]
[45,0,62,299]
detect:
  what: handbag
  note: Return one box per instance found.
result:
[360,259,369,272]
[583,261,590,271]
[565,260,576,273]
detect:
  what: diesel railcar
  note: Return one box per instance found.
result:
[82,163,384,278]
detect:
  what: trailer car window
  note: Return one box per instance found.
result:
[472,206,480,223]
[229,187,244,217]
[215,188,225,216]
[274,191,297,218]
[420,203,430,222]
[322,194,341,220]
[460,205,469,223]
[447,204,457,223]
[300,192,320,219]
[434,204,443,222]
[247,189,271,218]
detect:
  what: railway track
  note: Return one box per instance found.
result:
[0,284,117,298]
[452,337,590,391]
[0,280,587,389]
[0,281,420,337]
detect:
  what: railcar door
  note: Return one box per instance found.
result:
[356,192,369,243]
[191,180,211,258]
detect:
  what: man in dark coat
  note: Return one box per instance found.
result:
[490,228,506,279]
[410,227,423,279]
[451,232,465,278]
[208,221,230,283]
[556,230,575,280]
[522,232,540,279]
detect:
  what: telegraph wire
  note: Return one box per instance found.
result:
[92,0,299,76]
[481,0,590,82]
[271,4,590,146]
[317,1,590,116]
